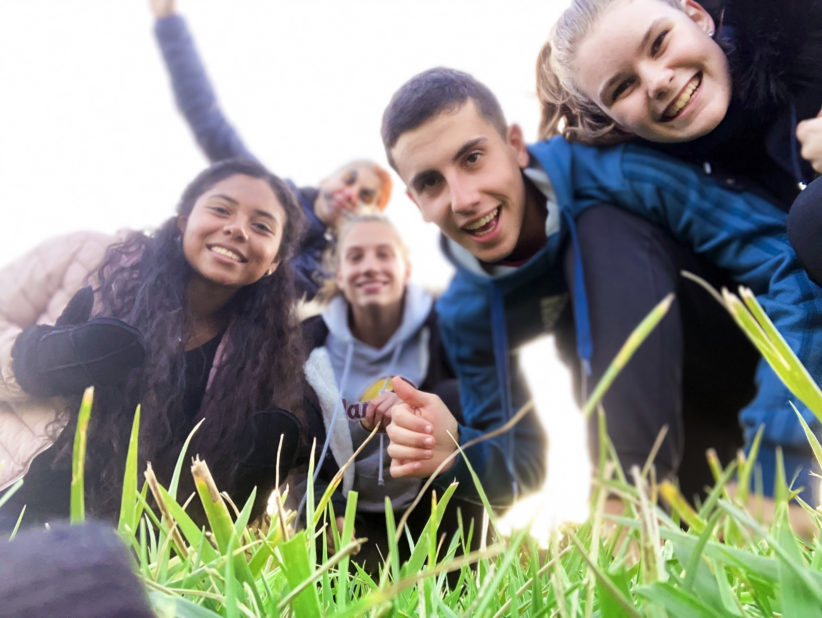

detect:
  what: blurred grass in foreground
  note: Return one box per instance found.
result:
[1,283,820,616]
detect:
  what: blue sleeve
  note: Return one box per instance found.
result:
[569,144,822,499]
[153,15,256,163]
[435,283,547,507]
[290,244,325,301]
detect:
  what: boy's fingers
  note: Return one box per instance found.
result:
[386,442,433,461]
[386,419,434,448]
[389,406,433,434]
[391,375,430,408]
[390,459,423,478]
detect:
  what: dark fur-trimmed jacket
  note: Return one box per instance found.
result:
[647,0,822,207]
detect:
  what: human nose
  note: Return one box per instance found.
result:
[359,251,380,273]
[339,184,360,208]
[642,63,674,99]
[448,174,481,213]
[223,217,249,241]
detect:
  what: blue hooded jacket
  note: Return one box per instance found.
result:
[436,137,822,504]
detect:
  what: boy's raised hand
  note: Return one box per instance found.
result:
[386,377,459,478]
[796,107,822,174]
[149,0,176,19]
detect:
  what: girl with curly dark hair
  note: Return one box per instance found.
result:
[0,158,311,526]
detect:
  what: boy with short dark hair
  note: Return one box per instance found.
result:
[381,67,822,509]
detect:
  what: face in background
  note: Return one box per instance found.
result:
[391,100,540,265]
[336,219,410,315]
[573,0,731,143]
[314,163,385,226]
[178,173,286,293]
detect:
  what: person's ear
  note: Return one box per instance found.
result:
[507,124,530,170]
[682,0,715,35]
[267,258,280,277]
[177,215,187,234]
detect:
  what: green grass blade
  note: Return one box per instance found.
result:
[276,529,322,618]
[118,404,141,535]
[149,590,223,617]
[70,386,94,523]
[737,287,822,417]
[792,402,822,470]
[169,418,205,501]
[0,478,23,511]
[583,293,673,419]
[639,581,728,618]
[567,530,642,618]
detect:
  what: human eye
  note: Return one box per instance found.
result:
[610,77,636,102]
[208,204,231,216]
[359,188,377,205]
[252,221,273,234]
[414,172,442,195]
[464,151,483,167]
[650,29,668,56]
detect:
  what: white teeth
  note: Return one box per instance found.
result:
[465,208,499,231]
[664,76,700,119]
[212,246,243,262]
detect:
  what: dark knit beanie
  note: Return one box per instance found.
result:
[0,521,153,617]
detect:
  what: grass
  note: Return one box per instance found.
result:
[3,284,821,616]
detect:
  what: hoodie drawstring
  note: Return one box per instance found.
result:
[298,341,356,517]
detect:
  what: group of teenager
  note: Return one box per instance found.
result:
[1,0,820,567]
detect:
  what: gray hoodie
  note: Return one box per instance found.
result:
[304,284,435,512]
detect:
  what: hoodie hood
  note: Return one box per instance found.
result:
[319,284,432,511]
[322,283,433,374]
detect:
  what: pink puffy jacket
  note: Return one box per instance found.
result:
[0,231,115,489]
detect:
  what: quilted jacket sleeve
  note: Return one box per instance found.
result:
[0,231,113,401]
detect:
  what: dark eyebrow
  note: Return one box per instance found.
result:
[408,137,488,190]
[598,17,665,102]
[209,193,239,204]
[253,209,277,221]
[210,194,279,225]
[452,137,487,163]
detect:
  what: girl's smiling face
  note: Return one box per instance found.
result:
[336,219,410,313]
[178,173,286,292]
[573,0,732,143]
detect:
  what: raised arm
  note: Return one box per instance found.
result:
[150,2,256,162]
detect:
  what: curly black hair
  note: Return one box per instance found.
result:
[55,159,309,517]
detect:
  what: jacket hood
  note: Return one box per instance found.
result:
[322,284,433,364]
[439,140,579,291]
[719,0,822,110]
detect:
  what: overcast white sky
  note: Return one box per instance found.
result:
[1,0,566,289]
[1,0,589,530]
